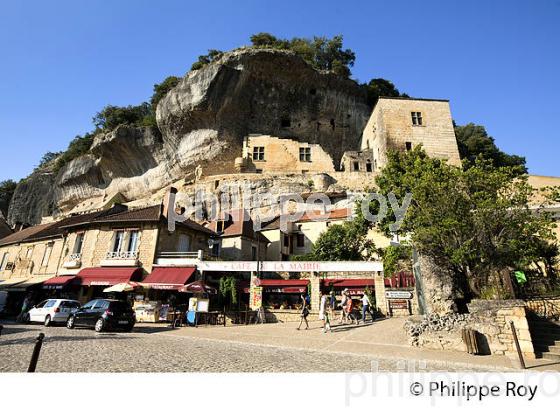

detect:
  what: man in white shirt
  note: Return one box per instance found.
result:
[361,293,374,324]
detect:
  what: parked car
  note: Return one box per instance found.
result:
[66,299,135,332]
[26,299,81,326]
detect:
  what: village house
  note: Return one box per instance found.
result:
[0,203,215,310]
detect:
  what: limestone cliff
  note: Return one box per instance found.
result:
[7,48,370,225]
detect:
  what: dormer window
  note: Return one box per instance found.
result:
[411,112,423,126]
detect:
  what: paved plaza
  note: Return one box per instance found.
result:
[0,319,558,372]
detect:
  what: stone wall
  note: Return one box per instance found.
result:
[243,135,336,174]
[361,97,461,169]
[405,299,535,360]
[525,297,560,320]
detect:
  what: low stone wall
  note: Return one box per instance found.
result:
[405,299,535,360]
[265,309,319,323]
[525,297,560,320]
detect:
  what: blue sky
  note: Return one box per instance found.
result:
[1,0,559,181]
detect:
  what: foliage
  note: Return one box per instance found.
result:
[364,78,408,107]
[92,102,154,131]
[53,133,95,173]
[190,49,224,71]
[304,210,376,261]
[219,275,238,307]
[373,146,558,298]
[249,33,355,77]
[379,244,412,277]
[36,152,61,169]
[455,123,527,174]
[0,179,17,217]
[150,76,180,111]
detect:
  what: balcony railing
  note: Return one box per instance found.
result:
[155,250,219,266]
[69,253,82,261]
[106,251,139,260]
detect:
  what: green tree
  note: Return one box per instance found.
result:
[303,210,376,261]
[364,78,407,107]
[374,146,557,298]
[92,102,153,131]
[36,152,61,169]
[0,179,17,217]
[54,133,95,172]
[455,123,526,173]
[150,76,180,111]
[190,49,224,71]
[249,33,355,77]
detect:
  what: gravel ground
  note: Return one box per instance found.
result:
[0,323,478,372]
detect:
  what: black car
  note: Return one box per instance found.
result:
[66,299,135,332]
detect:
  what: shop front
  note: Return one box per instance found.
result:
[74,267,144,303]
[321,278,375,296]
[240,279,310,322]
[42,275,82,300]
[136,266,198,323]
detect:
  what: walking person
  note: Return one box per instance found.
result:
[338,289,349,324]
[17,294,32,323]
[346,296,357,325]
[361,292,374,324]
[296,293,310,330]
[319,291,331,333]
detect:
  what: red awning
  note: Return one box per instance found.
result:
[76,267,144,286]
[322,279,375,287]
[242,279,309,293]
[141,267,196,290]
[42,275,78,290]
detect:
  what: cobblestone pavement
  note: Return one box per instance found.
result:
[0,323,489,372]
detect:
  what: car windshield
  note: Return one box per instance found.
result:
[82,300,97,309]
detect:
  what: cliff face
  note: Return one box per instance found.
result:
[7,48,370,225]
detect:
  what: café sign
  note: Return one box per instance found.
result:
[197,260,383,272]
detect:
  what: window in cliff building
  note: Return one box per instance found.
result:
[0,252,8,270]
[255,169,263,174]
[405,141,413,151]
[281,117,291,127]
[253,146,265,161]
[73,232,85,255]
[217,220,225,234]
[128,230,140,253]
[251,246,257,261]
[330,118,335,130]
[296,233,305,248]
[366,161,372,172]
[41,242,54,267]
[112,230,125,253]
[310,88,317,95]
[353,161,360,171]
[316,122,321,131]
[283,233,290,247]
[299,147,311,162]
[411,112,423,126]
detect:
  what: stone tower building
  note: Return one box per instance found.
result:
[360,97,461,170]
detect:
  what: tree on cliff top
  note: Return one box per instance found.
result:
[373,147,557,299]
[150,76,180,111]
[455,123,527,174]
[0,180,17,217]
[249,33,355,77]
[364,78,409,107]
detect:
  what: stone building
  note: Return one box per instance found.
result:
[360,97,461,170]
[0,203,215,306]
[205,209,269,261]
[237,134,335,174]
[339,150,375,173]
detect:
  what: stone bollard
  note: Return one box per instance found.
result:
[27,332,45,373]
